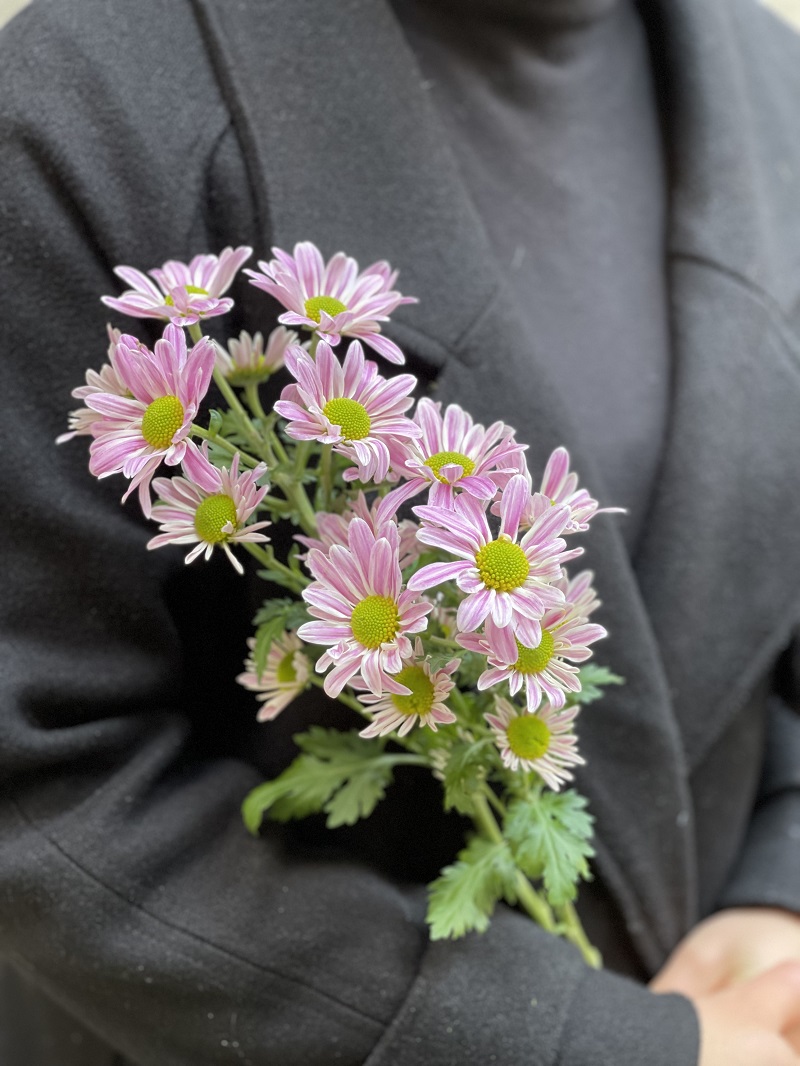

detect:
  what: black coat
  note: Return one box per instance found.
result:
[1,0,800,1063]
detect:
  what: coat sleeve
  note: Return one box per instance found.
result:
[716,638,800,915]
[0,2,699,1064]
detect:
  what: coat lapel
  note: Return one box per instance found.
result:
[191,0,717,970]
[636,0,800,771]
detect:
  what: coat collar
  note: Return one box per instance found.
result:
[192,0,800,969]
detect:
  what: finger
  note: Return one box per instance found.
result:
[728,961,800,1034]
[650,944,731,998]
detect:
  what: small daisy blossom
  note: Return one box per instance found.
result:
[215,326,299,385]
[394,398,527,506]
[295,489,421,571]
[147,443,270,574]
[356,639,458,738]
[57,326,126,444]
[274,340,420,484]
[298,517,432,698]
[459,592,607,711]
[86,324,215,517]
[101,246,252,326]
[409,475,580,645]
[245,241,416,364]
[520,447,625,533]
[486,697,584,790]
[237,631,311,721]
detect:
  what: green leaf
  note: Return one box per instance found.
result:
[241,728,394,834]
[427,836,518,939]
[250,598,310,675]
[252,616,289,678]
[504,791,595,906]
[574,663,625,706]
[441,738,491,816]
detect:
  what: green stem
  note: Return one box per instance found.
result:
[318,444,333,511]
[242,542,309,593]
[244,383,270,423]
[448,686,472,718]
[429,635,463,653]
[190,424,261,469]
[307,672,367,717]
[472,792,557,934]
[557,900,602,970]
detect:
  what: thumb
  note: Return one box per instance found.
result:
[724,961,800,1035]
[650,943,731,998]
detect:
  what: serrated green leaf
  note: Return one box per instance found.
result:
[441,738,491,815]
[574,663,625,705]
[252,616,289,678]
[427,836,518,939]
[241,728,394,834]
[504,791,595,906]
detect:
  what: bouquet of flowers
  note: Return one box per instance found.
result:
[60,241,623,969]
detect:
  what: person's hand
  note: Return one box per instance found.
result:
[650,907,800,996]
[690,962,800,1064]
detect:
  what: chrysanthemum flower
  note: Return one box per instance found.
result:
[101,246,252,326]
[147,443,270,574]
[357,640,458,738]
[518,447,625,534]
[459,591,607,710]
[298,517,432,698]
[215,326,299,386]
[274,340,420,484]
[394,399,526,506]
[86,324,215,516]
[485,697,584,789]
[57,326,127,444]
[237,631,311,721]
[295,489,421,571]
[409,475,579,646]
[245,241,416,364]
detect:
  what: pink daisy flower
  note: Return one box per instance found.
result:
[245,241,416,364]
[237,631,311,721]
[101,246,252,326]
[459,589,607,711]
[295,489,421,571]
[409,475,580,646]
[86,324,215,517]
[298,517,432,698]
[486,697,584,790]
[518,447,625,534]
[215,326,299,385]
[274,340,420,484]
[57,326,127,444]
[356,639,458,738]
[394,398,527,506]
[147,443,270,574]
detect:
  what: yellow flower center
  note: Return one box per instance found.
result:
[275,650,298,685]
[474,537,530,592]
[514,631,555,674]
[350,595,400,648]
[390,665,436,717]
[304,295,347,323]
[322,397,372,440]
[141,394,185,449]
[425,450,476,483]
[193,493,238,544]
[506,714,552,761]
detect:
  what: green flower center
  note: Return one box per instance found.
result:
[390,665,436,717]
[141,394,185,449]
[304,295,347,323]
[506,714,552,761]
[514,631,555,675]
[351,595,400,649]
[164,285,208,306]
[474,537,530,592]
[275,649,298,685]
[194,493,238,544]
[425,450,476,483]
[322,397,372,440]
